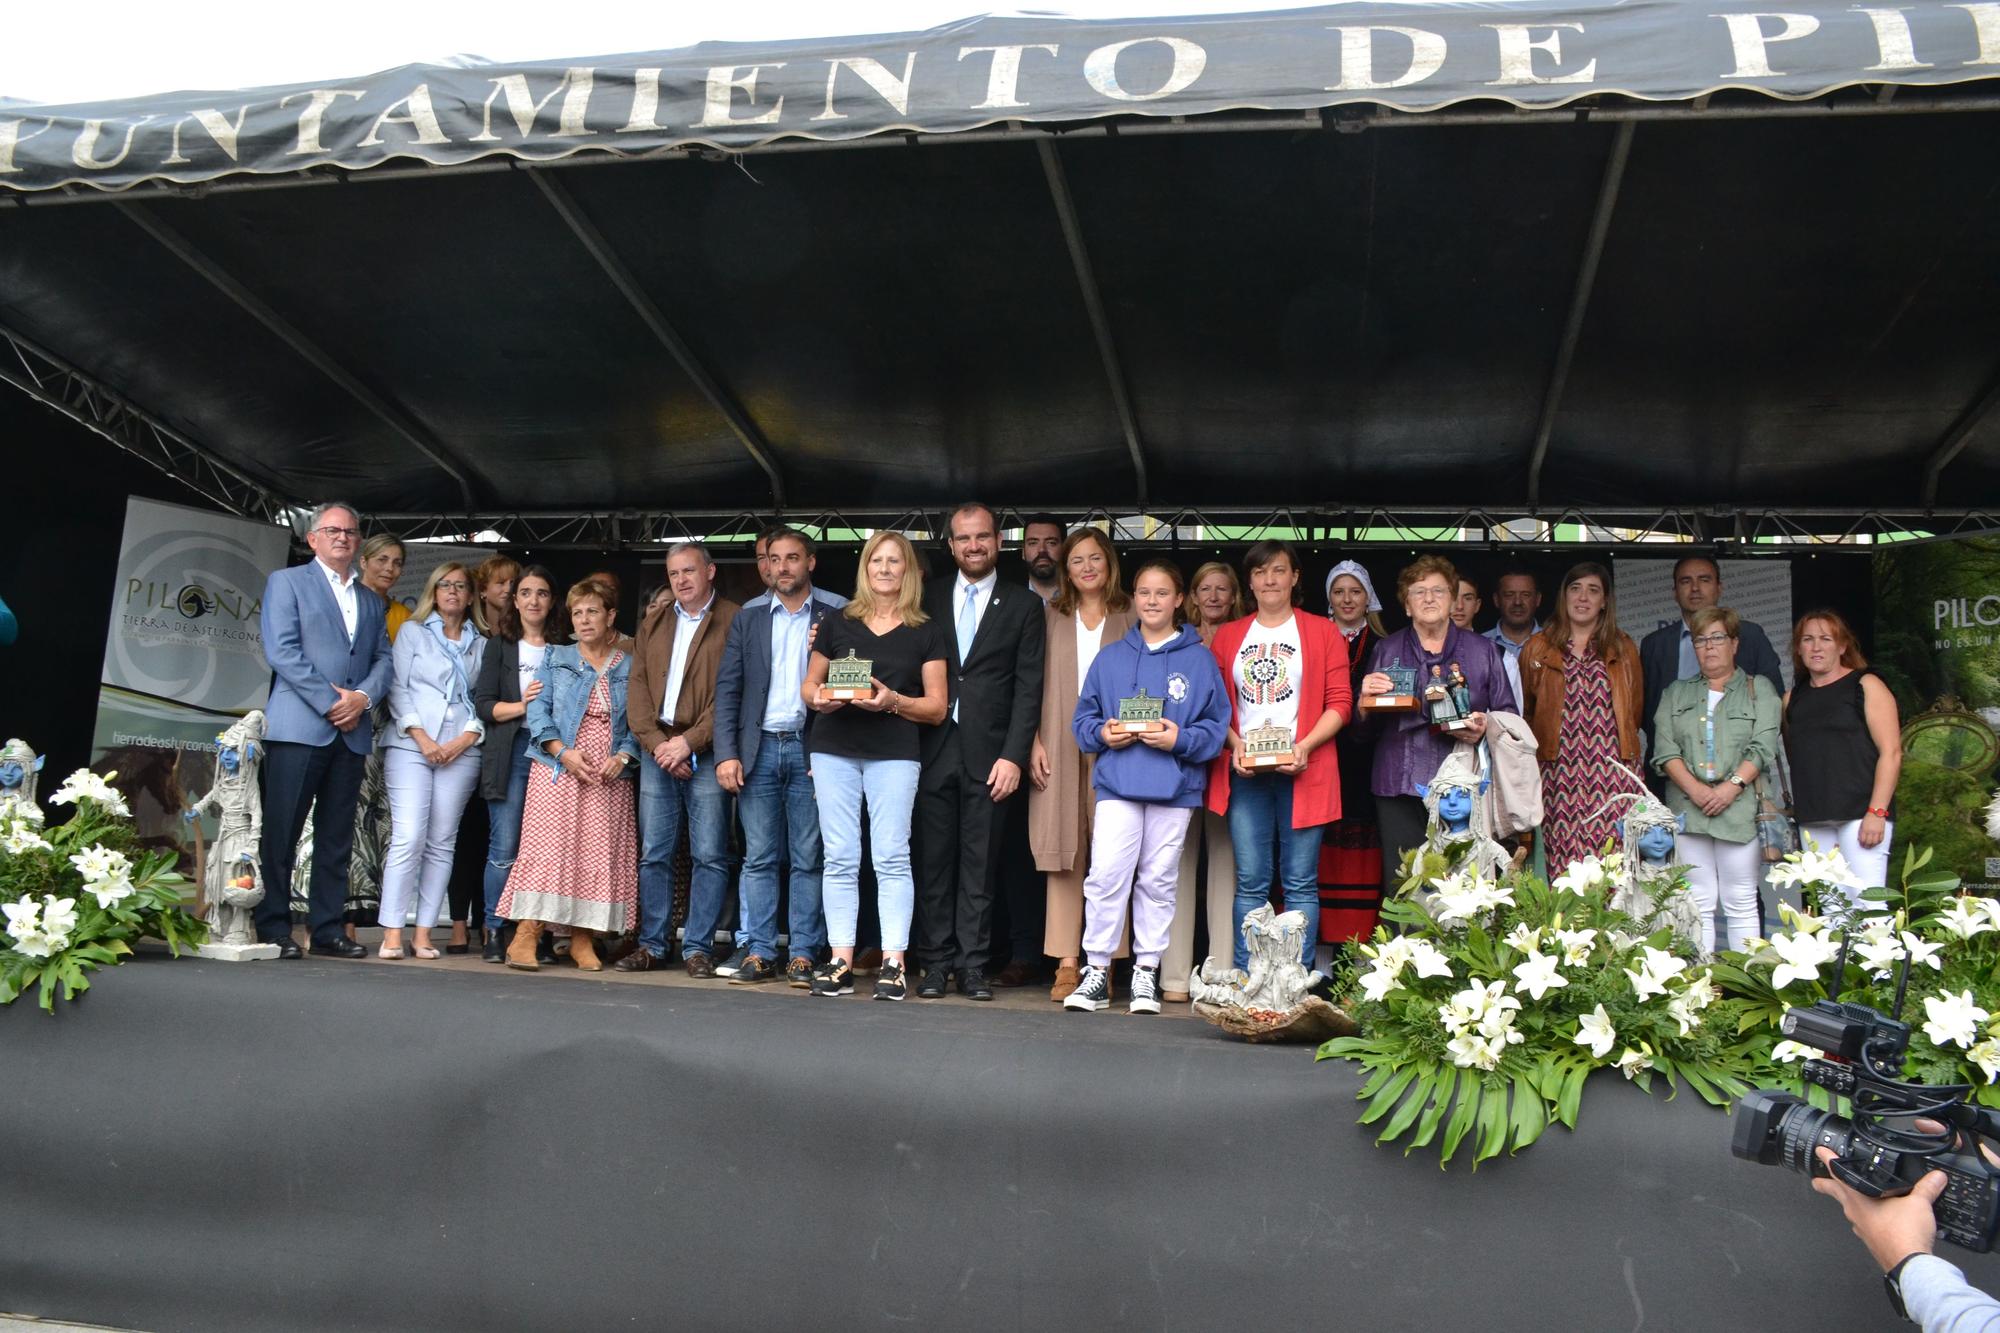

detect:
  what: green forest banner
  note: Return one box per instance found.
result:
[1873,536,2000,891]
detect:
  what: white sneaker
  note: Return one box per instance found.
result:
[1063,963,1111,1012]
[1129,965,1161,1015]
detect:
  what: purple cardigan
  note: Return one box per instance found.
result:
[1365,625,1518,799]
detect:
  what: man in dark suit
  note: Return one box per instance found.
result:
[1639,555,1785,789]
[914,502,1046,1000]
[255,501,392,959]
[712,528,848,987]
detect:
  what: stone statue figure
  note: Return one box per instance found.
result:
[185,711,278,960]
[1412,747,1510,882]
[1610,795,1701,950]
[1189,905,1357,1044]
[0,737,45,816]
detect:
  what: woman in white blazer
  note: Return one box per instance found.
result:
[377,562,486,959]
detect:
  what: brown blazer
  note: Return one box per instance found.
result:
[627,595,740,755]
[1518,629,1643,764]
[1028,602,1136,873]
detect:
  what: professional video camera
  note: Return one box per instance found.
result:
[1732,944,2000,1253]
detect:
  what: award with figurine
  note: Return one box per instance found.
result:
[1425,663,1476,734]
[1242,724,1296,768]
[1113,688,1166,735]
[821,649,876,702]
[1360,663,1420,713]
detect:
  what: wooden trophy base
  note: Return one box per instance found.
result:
[1245,750,1296,769]
[1111,720,1166,735]
[819,686,873,702]
[1359,695,1419,713]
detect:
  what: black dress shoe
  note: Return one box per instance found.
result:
[482,929,508,964]
[916,965,950,999]
[957,968,994,1001]
[536,932,559,965]
[310,937,368,959]
[268,938,303,960]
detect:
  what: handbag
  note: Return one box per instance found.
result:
[1747,675,1799,862]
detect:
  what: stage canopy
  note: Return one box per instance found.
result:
[2,2,1998,542]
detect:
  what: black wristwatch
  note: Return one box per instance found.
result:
[1884,1252,1923,1322]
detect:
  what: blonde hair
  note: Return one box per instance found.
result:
[411,562,474,626]
[846,531,929,627]
[470,555,522,636]
[1185,561,1245,623]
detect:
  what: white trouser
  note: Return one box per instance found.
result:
[379,745,482,930]
[1799,819,1893,920]
[1082,800,1193,969]
[1680,833,1764,957]
[1164,810,1235,992]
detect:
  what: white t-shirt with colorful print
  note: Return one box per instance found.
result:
[1233,614,1302,739]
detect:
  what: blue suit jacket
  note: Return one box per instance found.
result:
[712,586,848,775]
[259,560,393,754]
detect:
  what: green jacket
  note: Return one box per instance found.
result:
[1650,668,1781,845]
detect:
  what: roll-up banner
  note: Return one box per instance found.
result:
[92,497,291,844]
[1871,537,2000,891]
[1612,557,1795,691]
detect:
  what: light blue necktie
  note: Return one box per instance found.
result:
[954,582,979,722]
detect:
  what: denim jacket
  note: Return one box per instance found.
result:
[523,644,640,774]
[1650,667,1780,844]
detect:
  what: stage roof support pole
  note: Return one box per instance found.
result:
[525,169,788,511]
[1920,363,2000,509]
[1036,138,1151,512]
[1526,120,1635,514]
[111,201,480,511]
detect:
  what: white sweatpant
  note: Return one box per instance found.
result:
[1800,819,1893,920]
[1165,810,1235,992]
[1680,833,1764,957]
[379,745,482,930]
[1082,800,1193,969]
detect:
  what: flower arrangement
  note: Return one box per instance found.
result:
[1319,852,1759,1164]
[1714,842,2000,1102]
[0,767,206,1010]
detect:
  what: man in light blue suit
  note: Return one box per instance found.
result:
[254,502,392,958]
[711,527,847,987]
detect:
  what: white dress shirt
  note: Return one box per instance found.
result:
[315,557,359,641]
[660,593,715,727]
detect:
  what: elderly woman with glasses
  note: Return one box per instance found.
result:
[1651,606,1781,956]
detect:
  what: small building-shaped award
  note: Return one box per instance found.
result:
[1113,688,1166,734]
[821,649,876,702]
[1242,723,1296,768]
[1359,664,1421,713]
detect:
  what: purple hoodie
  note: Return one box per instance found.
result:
[1072,623,1231,808]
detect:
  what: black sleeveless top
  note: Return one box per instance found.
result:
[1785,670,1890,824]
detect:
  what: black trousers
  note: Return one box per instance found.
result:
[1375,794,1430,900]
[997,793,1040,966]
[257,739,366,947]
[915,725,1011,973]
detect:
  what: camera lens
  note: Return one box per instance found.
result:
[1774,1101,1850,1176]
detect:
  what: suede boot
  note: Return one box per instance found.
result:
[569,928,602,972]
[506,920,543,971]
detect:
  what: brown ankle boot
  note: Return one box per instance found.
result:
[569,928,602,972]
[505,920,543,971]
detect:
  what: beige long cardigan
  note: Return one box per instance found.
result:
[1028,600,1136,874]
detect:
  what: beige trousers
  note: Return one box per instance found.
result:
[1163,810,1235,994]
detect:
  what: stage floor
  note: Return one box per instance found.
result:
[4,953,1997,1331]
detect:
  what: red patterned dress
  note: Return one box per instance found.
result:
[497,657,637,932]
[1540,643,1624,872]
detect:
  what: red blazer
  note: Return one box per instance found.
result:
[1205,612,1353,828]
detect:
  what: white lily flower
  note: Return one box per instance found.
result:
[38,895,78,939]
[86,875,135,910]
[1553,928,1599,967]
[1504,922,1542,953]
[1446,1031,1504,1071]
[1615,1045,1655,1079]
[1973,898,2000,931]
[1666,995,1703,1036]
[1359,965,1406,1004]
[1552,856,1611,897]
[1767,931,1843,991]
[1900,933,1944,972]
[1510,949,1568,1002]
[1574,1004,1617,1059]
[1679,970,1718,1012]
[48,769,130,818]
[8,926,56,958]
[1923,990,1991,1050]
[1852,933,1907,975]
[1767,843,1858,894]
[1624,946,1690,1001]
[1406,939,1455,980]
[1970,1040,2000,1084]
[1,823,51,855]
[1777,901,1829,936]
[1935,897,1994,942]
[1608,929,1645,954]
[1430,871,1515,925]
[1771,1040,1818,1063]
[2,897,42,939]
[70,845,132,884]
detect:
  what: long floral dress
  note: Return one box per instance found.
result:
[1540,643,1625,873]
[497,657,638,931]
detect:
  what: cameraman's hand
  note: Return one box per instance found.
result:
[1812,1145,1945,1272]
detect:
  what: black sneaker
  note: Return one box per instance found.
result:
[728,954,776,985]
[809,959,854,997]
[915,965,950,999]
[957,967,994,1001]
[873,961,908,1002]
[714,944,751,978]
[1063,964,1111,1012]
[1128,964,1162,1015]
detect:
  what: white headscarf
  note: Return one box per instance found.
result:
[1324,560,1383,616]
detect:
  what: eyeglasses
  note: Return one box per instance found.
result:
[1407,587,1451,602]
[1691,632,1732,647]
[435,580,469,592]
[316,526,359,539]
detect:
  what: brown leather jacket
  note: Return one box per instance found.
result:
[1517,629,1643,764]
[627,595,740,756]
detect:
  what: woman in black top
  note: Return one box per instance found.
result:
[1783,609,1902,914]
[802,531,949,1001]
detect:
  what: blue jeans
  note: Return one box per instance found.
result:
[638,754,736,959]
[739,733,824,961]
[481,743,534,932]
[1225,770,1325,970]
[811,752,918,953]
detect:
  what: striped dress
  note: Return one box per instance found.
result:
[1540,643,1624,873]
